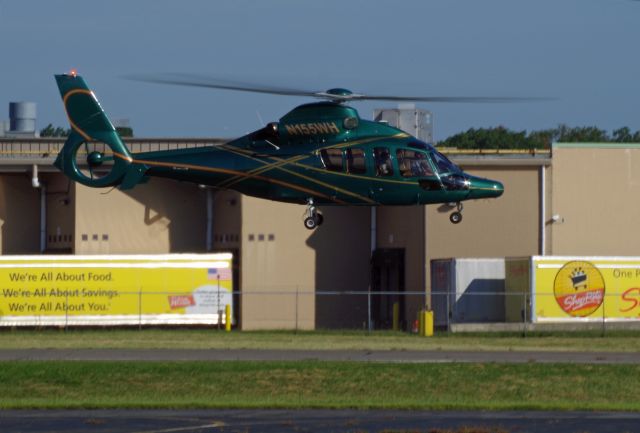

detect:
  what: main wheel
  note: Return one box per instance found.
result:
[449,212,462,224]
[304,217,317,230]
[316,214,324,226]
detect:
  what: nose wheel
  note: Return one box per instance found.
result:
[449,202,463,224]
[303,198,324,230]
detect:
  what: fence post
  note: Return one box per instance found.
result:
[367,288,372,333]
[138,289,142,331]
[65,290,69,331]
[446,291,450,334]
[217,276,221,330]
[601,293,606,337]
[522,291,528,338]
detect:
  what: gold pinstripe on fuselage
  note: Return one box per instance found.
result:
[120,154,347,205]
[213,133,412,204]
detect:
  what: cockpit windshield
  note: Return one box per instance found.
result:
[408,141,461,175]
[430,150,461,175]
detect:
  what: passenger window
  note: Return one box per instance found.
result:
[347,148,366,174]
[320,148,343,171]
[373,147,393,176]
[396,149,434,178]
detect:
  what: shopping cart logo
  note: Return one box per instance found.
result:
[553,261,605,317]
[570,268,587,290]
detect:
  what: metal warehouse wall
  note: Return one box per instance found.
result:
[425,165,545,298]
[551,143,640,255]
[240,196,371,330]
[0,174,40,254]
[74,177,208,254]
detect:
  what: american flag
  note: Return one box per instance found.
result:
[208,267,232,281]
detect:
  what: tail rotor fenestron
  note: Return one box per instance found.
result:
[54,73,134,188]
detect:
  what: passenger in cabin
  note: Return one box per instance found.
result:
[374,148,392,176]
[411,152,433,177]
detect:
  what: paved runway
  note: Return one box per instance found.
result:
[0,348,639,363]
[2,409,639,433]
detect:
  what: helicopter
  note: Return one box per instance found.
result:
[54,72,511,229]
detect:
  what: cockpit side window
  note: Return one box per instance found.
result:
[396,149,434,178]
[346,148,366,174]
[320,148,343,171]
[373,147,393,177]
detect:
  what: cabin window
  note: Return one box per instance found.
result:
[396,149,434,178]
[346,148,366,174]
[373,147,393,176]
[320,148,343,171]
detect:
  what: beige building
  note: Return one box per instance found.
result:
[0,139,636,329]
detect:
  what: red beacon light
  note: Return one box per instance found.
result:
[69,69,77,77]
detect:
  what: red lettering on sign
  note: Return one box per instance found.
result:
[556,288,604,314]
[168,295,195,309]
[620,287,640,313]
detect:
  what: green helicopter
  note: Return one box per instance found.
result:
[54,72,514,229]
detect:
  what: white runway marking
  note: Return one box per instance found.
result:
[131,422,224,433]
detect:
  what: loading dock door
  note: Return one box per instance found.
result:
[371,249,405,329]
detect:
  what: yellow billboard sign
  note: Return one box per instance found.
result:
[531,257,640,321]
[0,254,233,326]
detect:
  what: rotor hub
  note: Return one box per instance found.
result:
[325,88,353,97]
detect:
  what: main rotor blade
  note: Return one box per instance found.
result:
[125,73,320,98]
[125,73,553,103]
[350,95,554,103]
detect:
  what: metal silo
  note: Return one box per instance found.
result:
[9,102,37,133]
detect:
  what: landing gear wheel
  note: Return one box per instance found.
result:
[304,217,318,230]
[450,211,463,224]
[303,198,323,230]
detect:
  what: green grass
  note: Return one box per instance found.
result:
[2,361,640,410]
[0,328,639,352]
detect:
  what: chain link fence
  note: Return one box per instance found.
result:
[2,288,637,334]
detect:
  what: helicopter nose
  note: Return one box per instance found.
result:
[467,176,504,199]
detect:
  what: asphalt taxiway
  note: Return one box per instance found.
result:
[2,409,639,433]
[0,348,638,363]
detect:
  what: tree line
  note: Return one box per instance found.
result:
[39,124,133,137]
[438,125,640,150]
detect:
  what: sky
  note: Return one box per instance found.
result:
[0,0,638,141]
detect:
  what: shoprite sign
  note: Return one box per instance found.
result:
[0,254,233,326]
[530,257,640,321]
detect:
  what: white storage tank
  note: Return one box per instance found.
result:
[431,258,505,328]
